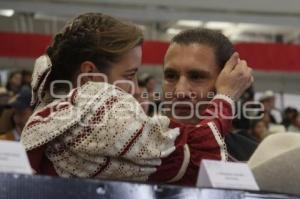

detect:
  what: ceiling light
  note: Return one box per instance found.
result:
[177,20,203,27]
[167,28,182,35]
[205,21,234,30]
[0,9,14,17]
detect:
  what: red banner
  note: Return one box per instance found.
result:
[235,43,300,72]
[0,32,52,58]
[0,32,300,72]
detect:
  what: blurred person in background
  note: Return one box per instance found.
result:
[282,107,298,130]
[0,87,33,141]
[0,100,14,135]
[21,70,33,89]
[250,119,270,142]
[133,78,150,114]
[259,90,282,124]
[139,74,160,116]
[260,109,271,127]
[256,108,286,135]
[5,71,23,96]
[0,88,10,114]
[0,71,22,134]
[0,70,32,134]
[257,90,287,135]
[225,86,259,161]
[143,74,156,96]
[287,112,300,133]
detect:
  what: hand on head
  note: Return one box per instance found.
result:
[215,52,253,100]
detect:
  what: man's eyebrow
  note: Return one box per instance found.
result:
[187,69,211,77]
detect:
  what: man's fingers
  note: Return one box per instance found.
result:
[248,67,253,77]
[251,76,254,84]
[244,66,254,89]
[224,52,239,72]
[245,75,254,90]
[232,59,247,76]
[232,60,253,89]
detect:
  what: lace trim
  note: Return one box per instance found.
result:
[208,122,228,161]
[213,94,235,116]
[167,144,190,183]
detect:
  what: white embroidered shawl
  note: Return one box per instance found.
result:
[21,81,179,181]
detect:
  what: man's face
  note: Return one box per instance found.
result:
[163,43,221,125]
[253,121,268,139]
[262,97,275,112]
[11,73,22,88]
[146,79,156,93]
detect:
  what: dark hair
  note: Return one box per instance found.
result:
[284,107,298,118]
[46,13,143,91]
[171,28,234,68]
[21,70,32,86]
[6,71,22,92]
[282,107,298,129]
[251,119,268,131]
[292,112,299,123]
[21,70,32,77]
[138,79,146,87]
[144,75,154,84]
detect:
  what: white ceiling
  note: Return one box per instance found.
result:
[1,0,300,42]
[2,0,300,25]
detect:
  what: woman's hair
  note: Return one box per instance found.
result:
[46,13,143,90]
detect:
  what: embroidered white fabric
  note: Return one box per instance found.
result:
[31,55,52,106]
[21,81,180,180]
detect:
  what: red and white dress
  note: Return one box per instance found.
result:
[21,80,234,186]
